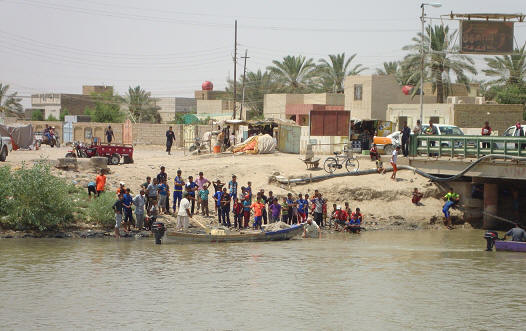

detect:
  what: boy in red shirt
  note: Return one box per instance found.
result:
[233,197,243,229]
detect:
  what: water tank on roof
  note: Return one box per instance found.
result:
[202,81,213,91]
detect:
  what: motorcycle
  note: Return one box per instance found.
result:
[35,131,60,148]
[65,141,89,158]
[188,137,209,153]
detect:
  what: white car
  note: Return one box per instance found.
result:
[0,136,13,161]
[495,125,526,150]
[373,124,465,154]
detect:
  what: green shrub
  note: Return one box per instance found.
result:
[0,163,76,231]
[31,110,44,121]
[86,192,116,228]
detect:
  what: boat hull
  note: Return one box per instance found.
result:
[495,240,526,252]
[163,224,304,244]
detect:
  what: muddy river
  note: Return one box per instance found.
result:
[1,230,525,330]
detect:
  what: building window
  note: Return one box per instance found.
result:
[354,84,363,101]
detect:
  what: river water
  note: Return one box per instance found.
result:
[1,230,525,330]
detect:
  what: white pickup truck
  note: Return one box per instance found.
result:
[0,136,12,161]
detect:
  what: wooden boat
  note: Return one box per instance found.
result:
[162,224,304,244]
[495,240,526,252]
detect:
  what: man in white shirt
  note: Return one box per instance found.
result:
[303,218,321,238]
[133,190,146,230]
[390,146,400,181]
[177,192,192,231]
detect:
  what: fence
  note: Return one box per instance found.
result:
[410,135,526,158]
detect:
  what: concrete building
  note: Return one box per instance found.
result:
[154,97,197,123]
[387,99,523,134]
[263,93,345,121]
[344,75,480,121]
[30,85,113,119]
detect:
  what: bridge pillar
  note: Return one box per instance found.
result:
[483,183,498,229]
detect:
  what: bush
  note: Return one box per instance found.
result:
[31,110,44,121]
[0,163,76,231]
[47,114,59,121]
[86,192,116,228]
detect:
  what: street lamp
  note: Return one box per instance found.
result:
[419,2,442,125]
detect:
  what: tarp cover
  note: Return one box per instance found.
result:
[232,134,276,154]
[0,124,34,149]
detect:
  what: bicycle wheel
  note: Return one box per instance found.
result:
[323,157,337,174]
[345,157,359,173]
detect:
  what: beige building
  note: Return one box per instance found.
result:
[387,100,523,134]
[344,75,480,121]
[263,93,345,120]
[154,97,196,123]
[31,85,114,119]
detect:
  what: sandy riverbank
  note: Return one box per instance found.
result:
[2,145,465,233]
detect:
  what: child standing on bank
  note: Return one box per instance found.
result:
[199,183,210,217]
[233,197,243,229]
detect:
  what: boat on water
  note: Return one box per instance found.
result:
[495,240,526,252]
[157,224,305,244]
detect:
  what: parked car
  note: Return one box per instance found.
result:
[373,124,465,154]
[495,125,526,150]
[0,136,13,161]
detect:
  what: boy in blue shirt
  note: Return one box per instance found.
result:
[173,170,185,214]
[198,183,210,217]
[213,188,224,224]
[158,179,168,214]
[185,176,198,215]
[242,196,251,228]
[122,188,134,232]
[296,194,307,223]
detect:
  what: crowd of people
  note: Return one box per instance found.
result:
[89,167,367,238]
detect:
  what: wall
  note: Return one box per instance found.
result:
[61,94,97,116]
[155,97,197,123]
[303,93,345,106]
[263,94,304,120]
[453,104,524,135]
[82,85,113,95]
[299,126,348,154]
[387,103,453,128]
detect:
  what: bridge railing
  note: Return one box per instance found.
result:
[409,135,526,158]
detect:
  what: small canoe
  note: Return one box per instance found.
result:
[162,224,304,244]
[495,240,526,252]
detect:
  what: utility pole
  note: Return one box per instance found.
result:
[240,49,249,120]
[232,20,238,119]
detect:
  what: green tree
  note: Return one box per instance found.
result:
[495,84,526,105]
[0,83,23,118]
[402,24,477,103]
[318,53,366,93]
[59,109,69,121]
[31,110,44,121]
[122,85,161,123]
[85,91,125,123]
[47,114,58,121]
[376,61,399,76]
[483,43,526,87]
[226,69,278,119]
[267,55,318,93]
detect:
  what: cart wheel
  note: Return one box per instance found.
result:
[123,155,134,164]
[323,157,337,174]
[345,158,359,173]
[110,153,121,165]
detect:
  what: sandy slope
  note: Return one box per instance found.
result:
[5,145,462,230]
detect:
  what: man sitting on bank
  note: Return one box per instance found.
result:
[504,223,526,242]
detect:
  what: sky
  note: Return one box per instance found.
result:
[0,0,525,107]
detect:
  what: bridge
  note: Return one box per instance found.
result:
[407,135,526,229]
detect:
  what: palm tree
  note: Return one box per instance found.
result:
[483,43,526,87]
[318,53,367,93]
[0,83,23,118]
[402,24,477,103]
[123,85,160,123]
[376,61,399,76]
[227,70,277,119]
[266,55,318,93]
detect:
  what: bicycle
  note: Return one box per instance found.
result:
[323,149,360,174]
